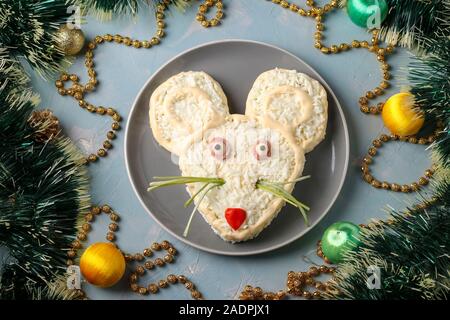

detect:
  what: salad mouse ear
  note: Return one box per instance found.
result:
[149,71,230,155]
[245,68,328,153]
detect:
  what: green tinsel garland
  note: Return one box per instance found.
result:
[409,35,450,164]
[380,0,450,51]
[0,54,90,299]
[0,0,77,78]
[76,0,191,20]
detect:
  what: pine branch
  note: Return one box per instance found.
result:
[409,35,450,165]
[0,49,29,94]
[76,0,192,20]
[0,56,90,299]
[29,275,84,300]
[380,0,450,51]
[0,0,75,78]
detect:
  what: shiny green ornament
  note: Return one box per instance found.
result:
[321,221,361,264]
[346,0,388,29]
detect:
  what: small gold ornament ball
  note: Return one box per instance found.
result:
[55,25,85,56]
[79,242,125,287]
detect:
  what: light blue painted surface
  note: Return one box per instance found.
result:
[28,0,432,299]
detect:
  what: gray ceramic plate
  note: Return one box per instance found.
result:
[125,40,349,256]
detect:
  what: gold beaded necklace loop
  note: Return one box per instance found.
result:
[196,0,224,27]
[239,257,338,300]
[361,130,439,193]
[68,205,203,299]
[125,241,203,299]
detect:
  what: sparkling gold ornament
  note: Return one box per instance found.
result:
[55,25,85,56]
[382,92,425,137]
[80,242,125,287]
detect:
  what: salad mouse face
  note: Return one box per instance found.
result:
[149,69,328,242]
[179,114,305,241]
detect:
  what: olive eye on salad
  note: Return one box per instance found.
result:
[209,137,230,160]
[253,140,271,160]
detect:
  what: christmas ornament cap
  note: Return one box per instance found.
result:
[346,0,388,29]
[321,221,361,264]
[382,92,424,137]
[80,242,125,287]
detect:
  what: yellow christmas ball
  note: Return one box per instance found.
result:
[80,242,125,288]
[382,92,424,137]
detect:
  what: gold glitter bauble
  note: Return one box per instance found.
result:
[55,25,85,56]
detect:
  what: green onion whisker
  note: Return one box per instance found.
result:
[148,176,225,237]
[183,183,221,237]
[184,182,210,208]
[256,184,298,207]
[256,179,310,225]
[148,176,224,192]
[298,206,309,225]
[275,175,311,185]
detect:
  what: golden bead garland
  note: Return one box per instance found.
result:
[67,205,202,299]
[285,265,337,299]
[239,286,286,300]
[55,0,224,164]
[316,240,332,264]
[239,264,337,300]
[361,132,439,193]
[125,241,203,299]
[196,0,224,27]
[239,240,339,300]
[55,70,121,164]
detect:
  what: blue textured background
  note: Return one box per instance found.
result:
[28,0,432,299]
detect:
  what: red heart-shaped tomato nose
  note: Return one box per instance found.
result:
[225,208,247,230]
